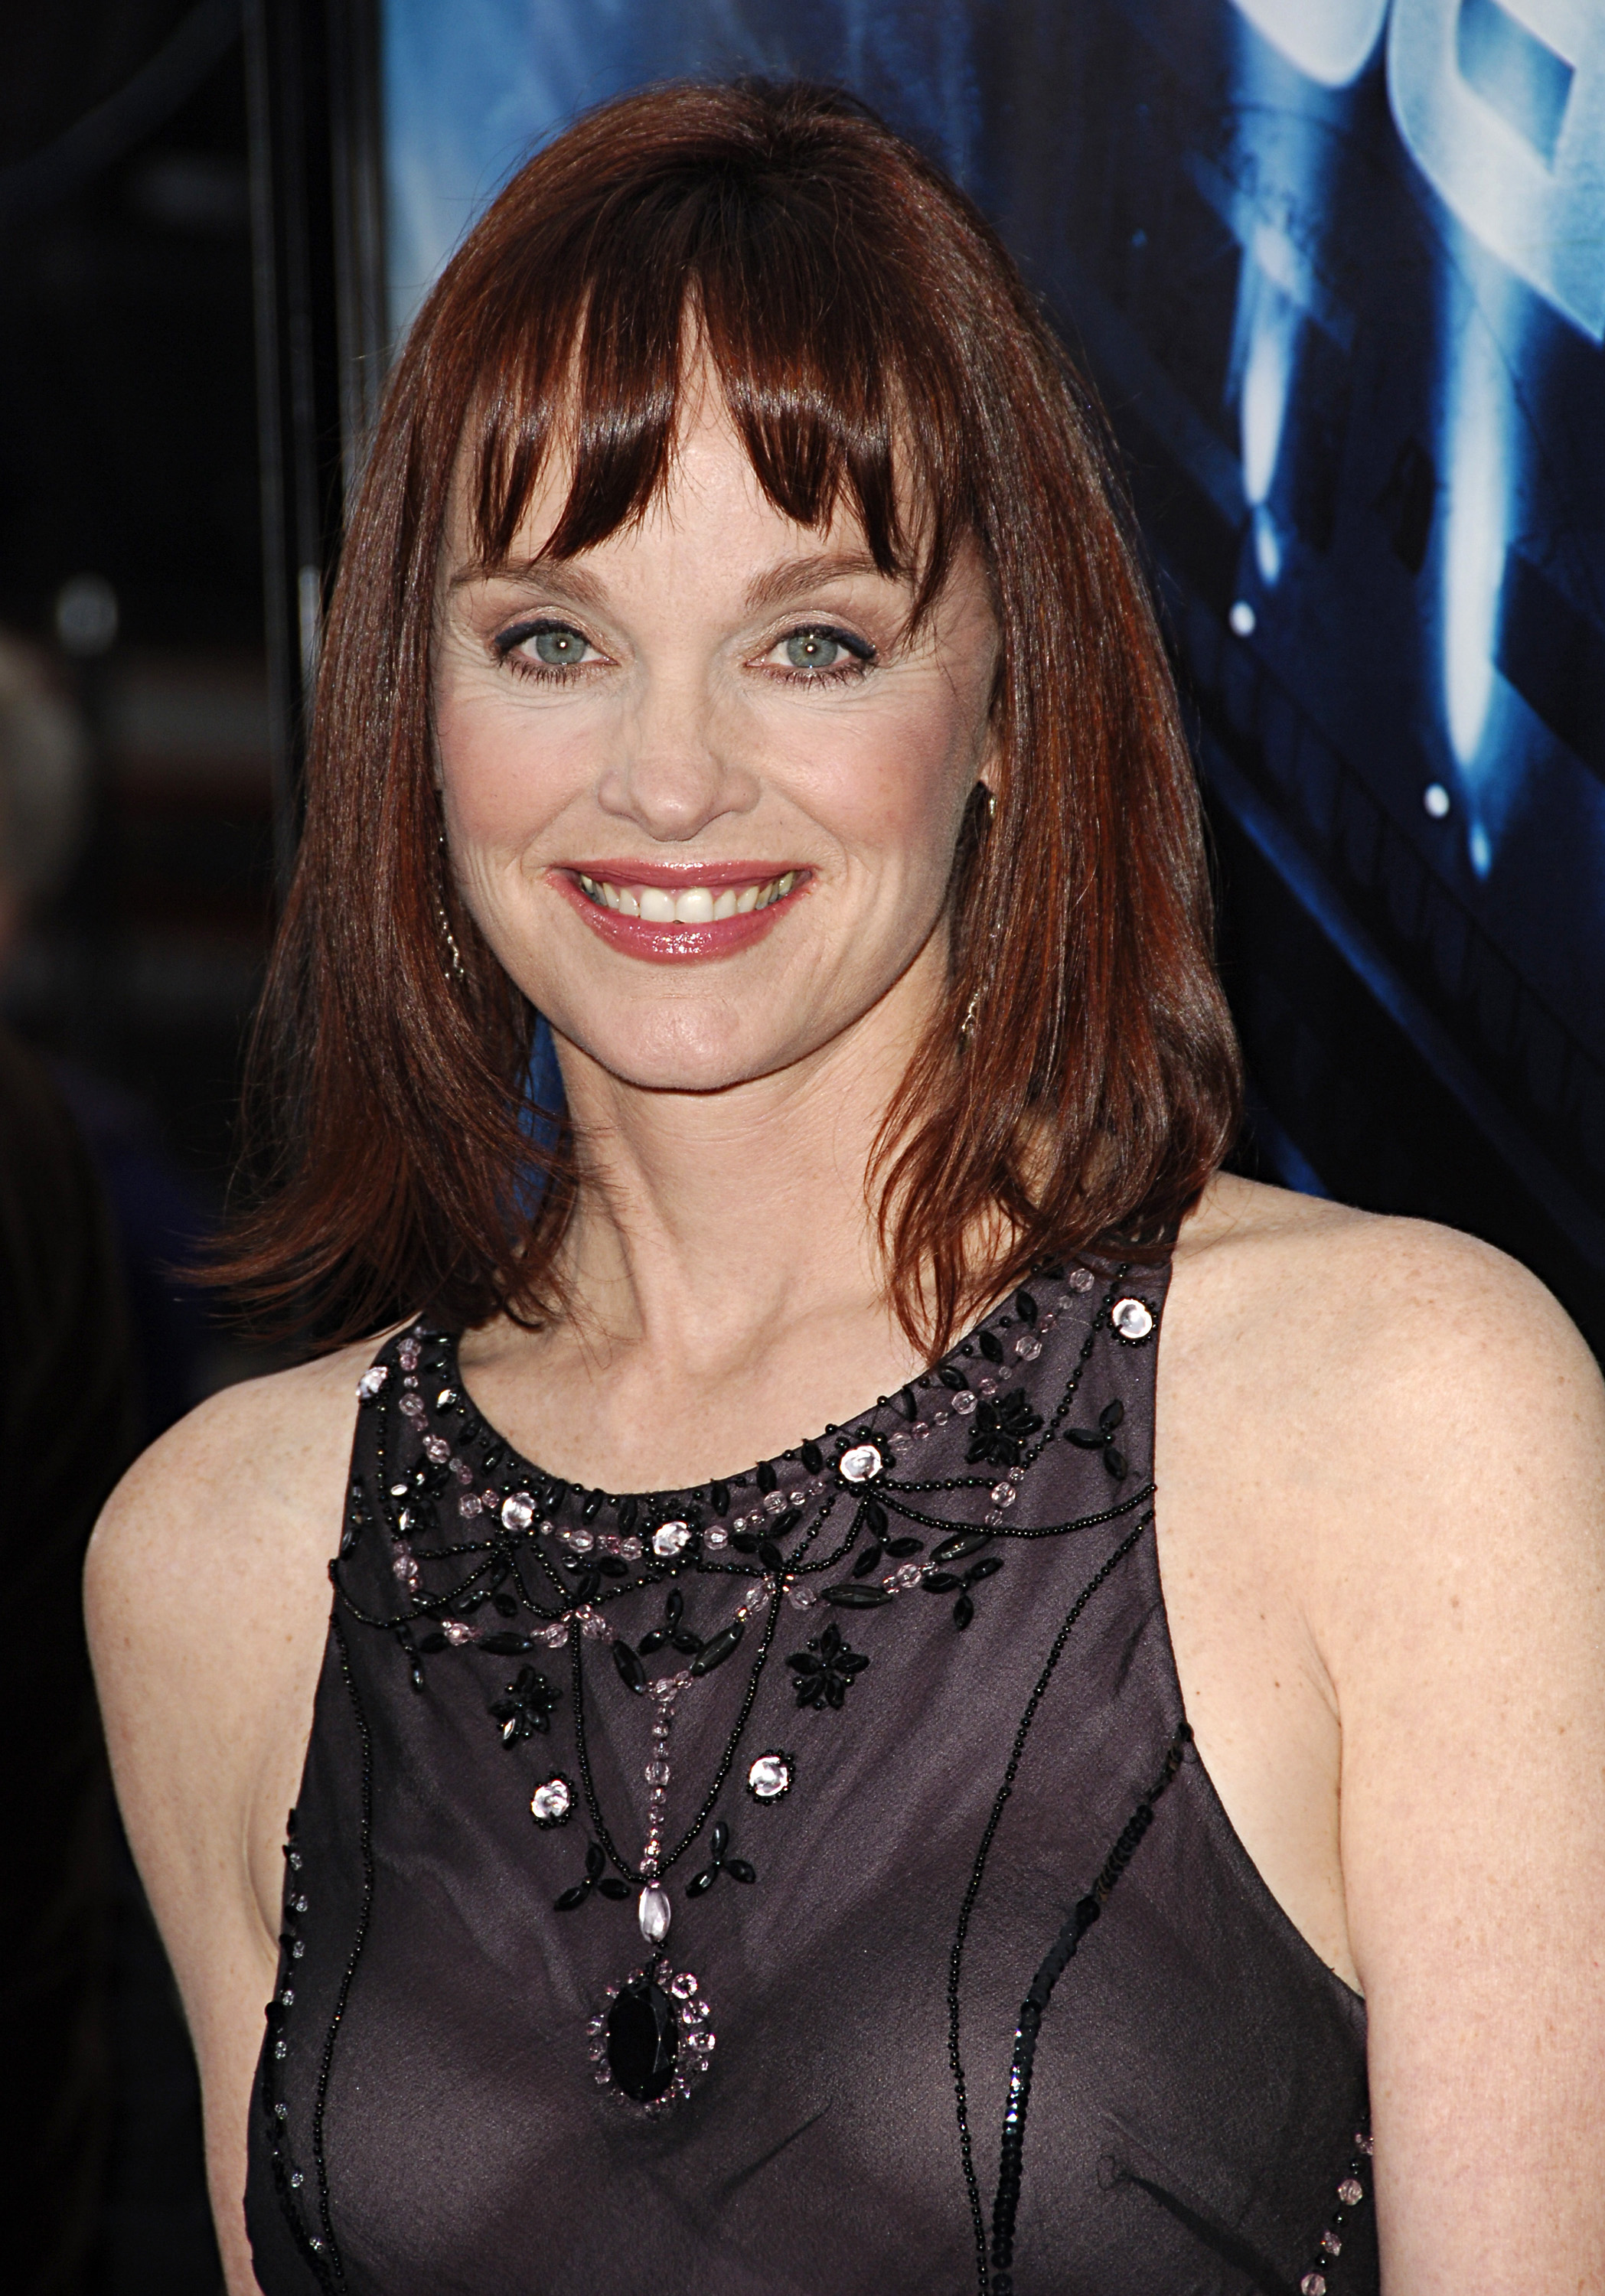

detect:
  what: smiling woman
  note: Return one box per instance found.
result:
[85,74,1605,2296]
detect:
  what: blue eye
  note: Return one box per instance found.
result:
[785,628,844,670]
[529,625,586,666]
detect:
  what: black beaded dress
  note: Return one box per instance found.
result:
[245,1257,1375,2296]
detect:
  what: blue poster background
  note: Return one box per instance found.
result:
[381,0,1605,1343]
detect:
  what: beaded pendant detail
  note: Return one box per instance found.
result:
[588,1962,715,2113]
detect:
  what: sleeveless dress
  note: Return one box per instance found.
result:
[245,1255,1375,2296]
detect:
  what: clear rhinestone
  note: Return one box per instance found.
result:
[704,1526,729,1549]
[892,1561,923,1590]
[638,1884,672,1945]
[436,1388,457,1408]
[976,1377,997,1397]
[530,1777,573,1825]
[1321,2232,1342,2257]
[1111,1296,1154,1341]
[424,1435,451,1463]
[1300,2278,1326,2296]
[579,1609,610,1638]
[747,1753,792,1801]
[399,1394,426,1421]
[952,1391,977,1415]
[501,1493,536,1531]
[1068,1267,1094,1291]
[565,1527,595,1553]
[442,1620,476,1645]
[458,1492,482,1518]
[786,1584,816,1609]
[669,1971,697,1999]
[687,2028,715,2053]
[1014,1336,1042,1360]
[763,1490,788,1516]
[653,1521,691,1557]
[356,1366,387,1398]
[1336,2177,1363,2206]
[838,1443,883,1483]
[911,1421,930,1439]
[289,2170,304,2188]
[990,1482,1017,1507]
[985,1509,1005,1527]
[593,2065,612,2086]
[645,1760,671,1786]
[1355,2132,1373,2155]
[618,1536,642,1559]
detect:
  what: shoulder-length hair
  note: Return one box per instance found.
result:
[219,77,1241,1355]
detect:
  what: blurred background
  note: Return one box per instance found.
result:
[6,2,1602,2288]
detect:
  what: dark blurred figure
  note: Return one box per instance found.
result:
[0,1020,139,2294]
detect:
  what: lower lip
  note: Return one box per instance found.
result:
[553,874,808,963]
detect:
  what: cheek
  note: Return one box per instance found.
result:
[435,689,591,852]
[809,693,978,880]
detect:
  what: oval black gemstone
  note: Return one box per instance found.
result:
[801,1442,824,1473]
[612,1639,647,1694]
[821,1582,893,1608]
[931,1530,991,1566]
[605,1978,679,2101]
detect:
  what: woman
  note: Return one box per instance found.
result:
[87,80,1603,2296]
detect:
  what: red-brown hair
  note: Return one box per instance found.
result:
[219,77,1241,1352]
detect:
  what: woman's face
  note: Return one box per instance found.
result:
[433,383,998,1097]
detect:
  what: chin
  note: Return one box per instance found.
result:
[554,1001,811,1097]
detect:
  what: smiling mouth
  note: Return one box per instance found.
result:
[573,869,801,922]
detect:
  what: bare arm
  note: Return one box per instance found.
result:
[85,1345,376,2294]
[1321,1233,1605,2292]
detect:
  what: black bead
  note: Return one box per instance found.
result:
[726,1857,757,1884]
[605,1978,680,2102]
[687,1865,717,1897]
[757,1538,784,1575]
[638,1629,667,1655]
[801,1442,824,1473]
[690,1619,745,1675]
[979,1329,1004,1363]
[612,1639,647,1694]
[954,1593,975,1630]
[931,1530,991,1566]
[553,1883,589,1913]
[966,1557,1004,1584]
[595,1877,630,1901]
[710,1482,730,1515]
[886,1536,923,1557]
[938,1365,970,1391]
[584,1840,605,1879]
[896,1388,918,1420]
[730,1531,759,1554]
[582,1491,603,1521]
[822,1582,893,1608]
[617,1497,638,1533]
[756,1460,778,1493]
[1015,1289,1038,1322]
[850,1544,883,1578]
[710,1819,729,1856]
[863,1499,888,1536]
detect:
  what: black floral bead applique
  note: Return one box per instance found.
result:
[787,1620,871,1709]
[686,1818,756,1896]
[964,1388,1044,1469]
[637,1590,704,1659]
[489,1665,562,1743]
[1065,1397,1130,1480]
[554,1838,631,1913]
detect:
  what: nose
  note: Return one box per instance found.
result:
[593,675,760,843]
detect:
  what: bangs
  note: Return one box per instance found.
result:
[457,152,969,610]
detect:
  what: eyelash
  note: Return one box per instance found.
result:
[490,618,878,686]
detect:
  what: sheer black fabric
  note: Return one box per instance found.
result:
[246,1259,1374,2295]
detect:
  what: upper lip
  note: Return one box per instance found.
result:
[556,859,806,889]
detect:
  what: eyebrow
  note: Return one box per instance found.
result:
[450,547,893,612]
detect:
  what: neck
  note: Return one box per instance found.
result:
[547,970,939,1382]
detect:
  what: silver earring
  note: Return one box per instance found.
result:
[957,987,981,1053]
[437,901,465,980]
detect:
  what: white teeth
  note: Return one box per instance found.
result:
[579,870,798,919]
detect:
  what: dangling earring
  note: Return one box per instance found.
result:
[436,830,465,980]
[957,986,981,1054]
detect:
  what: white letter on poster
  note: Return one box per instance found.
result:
[1228,0,1389,86]
[1389,0,1605,339]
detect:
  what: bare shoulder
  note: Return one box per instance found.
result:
[87,1335,382,1644]
[85,1332,393,1949]
[1173,1171,1603,1467]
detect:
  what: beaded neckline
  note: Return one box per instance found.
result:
[436,1258,1101,1520]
